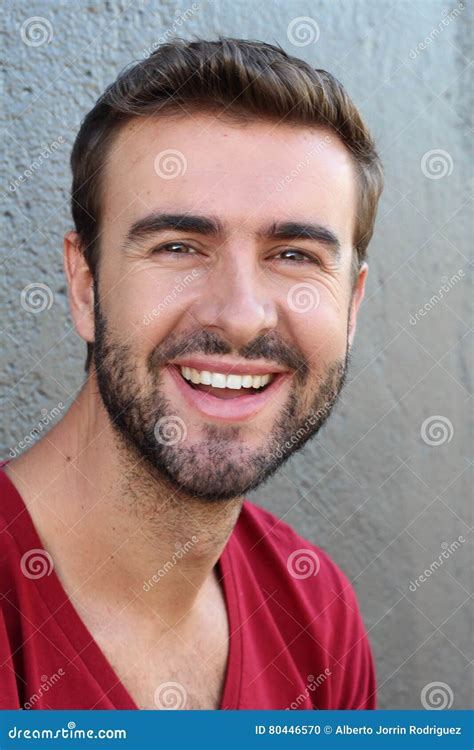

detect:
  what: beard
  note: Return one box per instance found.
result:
[92,290,350,502]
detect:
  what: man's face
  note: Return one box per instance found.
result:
[87,113,364,500]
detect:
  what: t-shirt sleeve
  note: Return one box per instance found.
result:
[0,608,21,709]
[343,618,377,709]
[329,572,377,710]
[244,503,378,710]
[0,506,22,710]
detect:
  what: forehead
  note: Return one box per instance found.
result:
[101,113,356,243]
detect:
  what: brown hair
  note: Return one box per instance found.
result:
[70,36,384,371]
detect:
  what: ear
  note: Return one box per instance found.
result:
[348,261,368,349]
[63,231,95,347]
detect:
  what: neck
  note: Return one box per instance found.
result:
[5,375,243,626]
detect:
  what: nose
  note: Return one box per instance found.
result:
[190,252,278,349]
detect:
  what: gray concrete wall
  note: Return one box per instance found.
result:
[1,0,472,709]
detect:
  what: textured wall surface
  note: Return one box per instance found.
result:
[1,0,472,709]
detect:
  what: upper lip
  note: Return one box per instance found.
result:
[169,357,289,376]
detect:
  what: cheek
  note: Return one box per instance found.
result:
[105,268,192,351]
[289,296,348,366]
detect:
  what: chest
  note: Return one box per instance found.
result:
[102,624,230,710]
[73,583,230,710]
[108,644,228,710]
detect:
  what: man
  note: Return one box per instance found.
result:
[0,36,383,710]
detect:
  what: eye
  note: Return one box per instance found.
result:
[151,242,197,255]
[275,248,321,265]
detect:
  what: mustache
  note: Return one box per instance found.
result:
[148,329,310,384]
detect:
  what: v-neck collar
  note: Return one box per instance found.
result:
[0,463,243,710]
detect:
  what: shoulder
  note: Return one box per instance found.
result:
[235,501,377,708]
[238,499,355,597]
[234,499,369,643]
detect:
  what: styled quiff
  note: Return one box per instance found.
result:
[70,36,383,371]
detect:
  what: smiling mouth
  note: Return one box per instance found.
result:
[166,362,291,421]
[176,365,275,400]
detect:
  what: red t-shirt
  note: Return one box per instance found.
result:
[0,464,376,710]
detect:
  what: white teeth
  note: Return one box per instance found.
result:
[211,372,227,388]
[178,366,275,390]
[226,374,243,390]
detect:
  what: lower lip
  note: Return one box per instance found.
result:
[166,365,290,422]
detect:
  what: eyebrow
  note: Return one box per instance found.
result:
[123,212,342,260]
